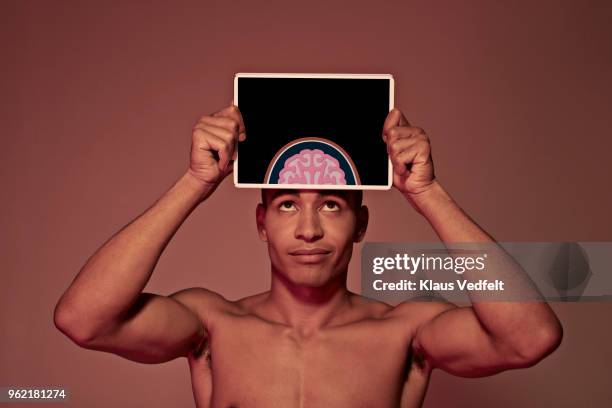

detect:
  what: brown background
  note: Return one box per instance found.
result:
[2,0,611,406]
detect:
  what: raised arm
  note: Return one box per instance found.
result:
[383,108,562,377]
[54,104,246,363]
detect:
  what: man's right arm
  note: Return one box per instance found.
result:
[54,104,246,363]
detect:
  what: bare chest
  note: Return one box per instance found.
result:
[200,318,413,408]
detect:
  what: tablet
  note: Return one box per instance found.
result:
[233,73,394,190]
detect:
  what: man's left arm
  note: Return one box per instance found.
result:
[383,108,563,377]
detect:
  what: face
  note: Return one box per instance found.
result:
[256,189,368,287]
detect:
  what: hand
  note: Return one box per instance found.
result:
[382,108,436,196]
[188,104,246,187]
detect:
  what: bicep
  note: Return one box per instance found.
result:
[83,289,208,364]
[413,305,522,377]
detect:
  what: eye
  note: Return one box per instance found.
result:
[321,200,340,212]
[279,200,297,212]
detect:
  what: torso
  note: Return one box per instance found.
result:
[186,292,436,408]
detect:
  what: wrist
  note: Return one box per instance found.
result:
[183,170,218,203]
[403,180,451,215]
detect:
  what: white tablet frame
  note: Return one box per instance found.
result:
[233,72,394,190]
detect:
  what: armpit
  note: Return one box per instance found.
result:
[191,334,211,365]
[410,346,427,371]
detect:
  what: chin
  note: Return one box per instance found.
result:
[283,265,336,287]
[289,270,329,287]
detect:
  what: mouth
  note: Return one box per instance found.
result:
[289,248,333,263]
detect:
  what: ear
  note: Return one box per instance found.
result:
[256,203,268,242]
[354,205,369,243]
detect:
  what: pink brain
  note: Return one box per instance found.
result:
[278,149,347,185]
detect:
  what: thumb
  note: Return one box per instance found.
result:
[397,110,410,127]
[213,105,234,117]
[220,159,234,179]
[383,109,401,135]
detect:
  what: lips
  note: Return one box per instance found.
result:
[289,248,332,255]
[289,247,332,263]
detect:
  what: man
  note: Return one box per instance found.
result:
[54,103,563,407]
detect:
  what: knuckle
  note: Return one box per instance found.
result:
[222,138,232,151]
[396,149,408,161]
[192,127,204,138]
[419,141,431,154]
[226,119,238,131]
[392,160,404,172]
[390,142,400,155]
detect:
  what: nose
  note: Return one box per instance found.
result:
[295,209,323,242]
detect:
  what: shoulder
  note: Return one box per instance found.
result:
[348,293,395,319]
[387,299,457,335]
[169,287,234,320]
[390,299,456,320]
[391,299,456,317]
[170,288,271,319]
[344,295,456,344]
[350,294,456,323]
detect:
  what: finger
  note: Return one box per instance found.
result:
[393,171,407,190]
[387,136,418,158]
[213,105,246,140]
[229,105,247,141]
[212,105,235,117]
[203,115,246,143]
[198,125,238,165]
[393,143,431,176]
[220,105,246,142]
[385,126,426,146]
[193,128,232,170]
[200,116,239,137]
[232,143,238,161]
[382,109,412,142]
[382,109,401,141]
[193,129,228,169]
[391,144,413,175]
[195,121,235,144]
[391,148,416,176]
[221,159,235,177]
[397,110,410,127]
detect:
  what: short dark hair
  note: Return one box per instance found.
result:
[260,189,363,210]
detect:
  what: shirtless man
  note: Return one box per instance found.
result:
[54,103,563,407]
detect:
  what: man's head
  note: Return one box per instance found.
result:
[256,189,368,288]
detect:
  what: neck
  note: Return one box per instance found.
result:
[265,267,352,334]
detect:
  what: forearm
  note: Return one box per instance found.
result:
[408,181,562,356]
[55,171,213,338]
[405,180,492,243]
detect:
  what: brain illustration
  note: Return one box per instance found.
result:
[278,148,347,185]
